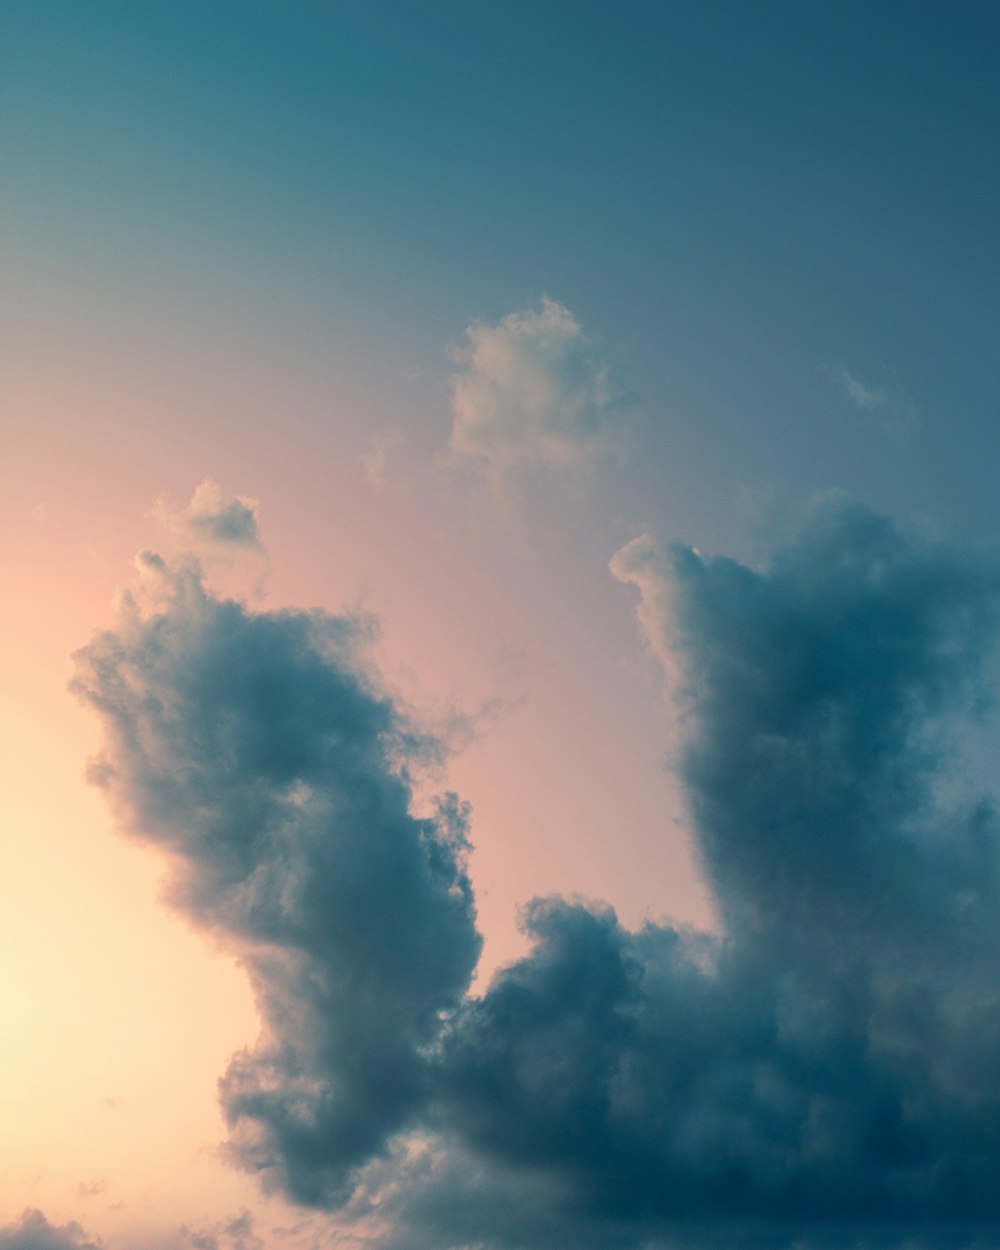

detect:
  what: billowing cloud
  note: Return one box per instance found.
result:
[75,498,1000,1248]
[151,479,262,550]
[449,298,623,477]
[407,498,1000,1247]
[0,1210,101,1250]
[71,553,480,1205]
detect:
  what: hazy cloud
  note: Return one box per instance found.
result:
[362,430,402,488]
[75,1181,108,1200]
[392,498,1000,1247]
[151,480,262,550]
[180,1211,263,1250]
[831,366,918,437]
[838,367,888,411]
[449,298,623,479]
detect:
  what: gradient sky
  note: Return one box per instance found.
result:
[3,4,1000,1249]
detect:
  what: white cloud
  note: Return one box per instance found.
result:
[449,298,623,479]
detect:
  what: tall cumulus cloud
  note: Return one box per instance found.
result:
[71,552,480,1205]
[74,496,1000,1248]
[398,497,1000,1248]
[449,298,623,478]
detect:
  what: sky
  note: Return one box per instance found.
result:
[3,3,1000,1248]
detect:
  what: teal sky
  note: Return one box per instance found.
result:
[3,5,1000,1250]
[6,2,999,538]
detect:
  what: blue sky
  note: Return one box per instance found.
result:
[5,1,1000,548]
[3,4,1000,1249]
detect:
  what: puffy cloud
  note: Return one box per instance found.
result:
[402,498,1000,1247]
[0,1210,101,1250]
[151,480,262,550]
[71,554,480,1205]
[449,298,623,478]
[75,498,1000,1248]
[612,496,1000,960]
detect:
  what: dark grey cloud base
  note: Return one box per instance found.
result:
[71,500,1000,1248]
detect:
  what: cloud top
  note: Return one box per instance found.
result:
[449,298,622,477]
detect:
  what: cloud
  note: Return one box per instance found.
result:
[151,480,262,550]
[838,368,888,412]
[0,1210,101,1250]
[831,366,918,437]
[75,1180,108,1199]
[75,497,1000,1248]
[180,1211,263,1250]
[395,498,1000,1247]
[449,298,624,479]
[612,496,1000,954]
[362,430,403,488]
[71,554,481,1206]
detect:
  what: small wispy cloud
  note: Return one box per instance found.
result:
[449,297,626,484]
[181,1211,263,1250]
[830,364,919,437]
[363,428,403,488]
[151,479,262,550]
[839,366,888,411]
[0,1209,101,1250]
[76,1179,108,1199]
